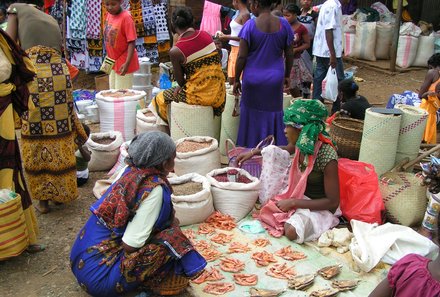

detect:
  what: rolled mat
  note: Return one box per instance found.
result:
[359,108,402,176]
[394,104,428,165]
[219,92,240,156]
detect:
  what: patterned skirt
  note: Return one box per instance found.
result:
[290,56,313,89]
[20,46,87,202]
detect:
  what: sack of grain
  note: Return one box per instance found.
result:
[107,140,131,176]
[87,131,124,171]
[343,32,356,57]
[169,173,214,226]
[175,136,221,176]
[353,22,377,61]
[342,14,357,33]
[136,108,167,135]
[396,35,419,68]
[413,35,435,67]
[206,167,260,221]
[375,22,394,60]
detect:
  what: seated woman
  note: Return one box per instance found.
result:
[150,6,225,126]
[237,99,340,243]
[338,79,371,120]
[70,131,206,297]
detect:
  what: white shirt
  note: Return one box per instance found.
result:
[122,186,163,248]
[221,48,229,70]
[313,0,343,58]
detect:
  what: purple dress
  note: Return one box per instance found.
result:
[237,18,293,147]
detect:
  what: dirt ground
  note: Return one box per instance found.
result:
[0,63,427,297]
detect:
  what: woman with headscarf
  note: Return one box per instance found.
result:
[237,99,340,243]
[0,29,44,256]
[70,131,206,297]
[6,2,88,213]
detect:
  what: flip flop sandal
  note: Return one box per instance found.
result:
[34,205,50,214]
[27,244,46,253]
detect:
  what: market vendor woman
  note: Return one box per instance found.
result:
[150,6,225,126]
[238,99,340,243]
[70,132,206,296]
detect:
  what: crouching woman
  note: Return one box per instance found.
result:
[70,131,206,297]
[238,99,340,242]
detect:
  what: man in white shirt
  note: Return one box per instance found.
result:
[312,0,344,112]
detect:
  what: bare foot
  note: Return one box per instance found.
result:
[35,201,50,214]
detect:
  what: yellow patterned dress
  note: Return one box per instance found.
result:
[0,29,39,257]
[151,30,225,124]
[20,46,88,203]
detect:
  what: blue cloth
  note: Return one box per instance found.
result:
[70,167,205,297]
[312,56,345,114]
[386,91,440,124]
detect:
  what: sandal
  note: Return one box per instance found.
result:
[34,204,50,214]
[27,244,46,253]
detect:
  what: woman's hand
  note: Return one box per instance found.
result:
[233,81,242,96]
[276,199,296,212]
[218,32,228,42]
[236,151,254,166]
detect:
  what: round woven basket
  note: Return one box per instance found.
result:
[153,274,189,296]
[329,116,364,160]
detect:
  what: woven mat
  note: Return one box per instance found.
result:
[183,216,389,297]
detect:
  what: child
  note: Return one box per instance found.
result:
[298,0,318,56]
[76,124,91,187]
[103,0,139,89]
[283,4,312,98]
[338,79,371,120]
[419,53,440,144]
[368,254,440,296]
[214,37,229,73]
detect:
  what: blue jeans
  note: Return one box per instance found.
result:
[313,56,344,113]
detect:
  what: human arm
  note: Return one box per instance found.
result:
[122,186,163,253]
[294,30,311,54]
[236,143,296,166]
[218,33,241,42]
[277,159,340,212]
[233,38,249,95]
[169,47,186,87]
[325,29,337,69]
[368,278,393,297]
[78,145,91,162]
[5,12,18,42]
[119,41,135,75]
[419,70,435,99]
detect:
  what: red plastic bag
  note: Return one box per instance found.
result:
[338,158,385,224]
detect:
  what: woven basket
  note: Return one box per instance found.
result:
[0,194,29,260]
[329,116,364,160]
[153,274,189,296]
[379,172,427,227]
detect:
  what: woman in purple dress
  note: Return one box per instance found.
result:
[233,0,294,147]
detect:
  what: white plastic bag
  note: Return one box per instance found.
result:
[321,68,338,102]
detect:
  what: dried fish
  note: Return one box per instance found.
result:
[249,287,286,297]
[331,279,359,291]
[317,264,342,280]
[309,288,340,297]
[288,274,315,290]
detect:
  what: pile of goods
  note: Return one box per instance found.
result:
[421,156,440,194]
[86,131,123,172]
[135,108,167,135]
[100,90,137,98]
[211,169,253,184]
[172,181,203,196]
[177,139,212,153]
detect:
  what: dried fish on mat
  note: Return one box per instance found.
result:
[193,240,212,251]
[228,242,251,253]
[331,279,359,291]
[275,246,307,261]
[252,238,271,247]
[210,232,234,245]
[203,282,235,295]
[233,273,258,286]
[266,263,296,279]
[317,264,342,280]
[205,211,237,231]
[219,257,245,273]
[198,223,215,235]
[252,251,278,266]
[200,247,222,262]
[249,288,286,297]
[309,287,340,297]
[192,267,224,284]
[288,274,315,290]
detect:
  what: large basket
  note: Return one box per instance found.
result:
[153,274,189,296]
[329,116,364,160]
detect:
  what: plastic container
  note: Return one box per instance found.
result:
[137,57,152,74]
[133,73,152,86]
[74,99,93,114]
[85,104,100,123]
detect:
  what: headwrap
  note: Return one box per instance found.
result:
[126,131,176,168]
[283,99,333,155]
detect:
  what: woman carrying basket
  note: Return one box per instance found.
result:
[237,99,340,243]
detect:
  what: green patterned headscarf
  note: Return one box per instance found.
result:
[283,99,331,155]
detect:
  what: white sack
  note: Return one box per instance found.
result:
[87,131,123,171]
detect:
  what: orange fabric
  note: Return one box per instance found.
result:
[420,77,440,144]
[66,59,79,80]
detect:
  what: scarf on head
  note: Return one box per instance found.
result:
[94,167,171,229]
[284,99,334,155]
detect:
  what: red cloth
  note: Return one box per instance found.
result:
[388,254,440,296]
[104,10,139,75]
[44,0,55,13]
[292,24,308,59]
[175,30,214,60]
[258,143,321,237]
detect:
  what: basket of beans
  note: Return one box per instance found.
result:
[206,168,260,221]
